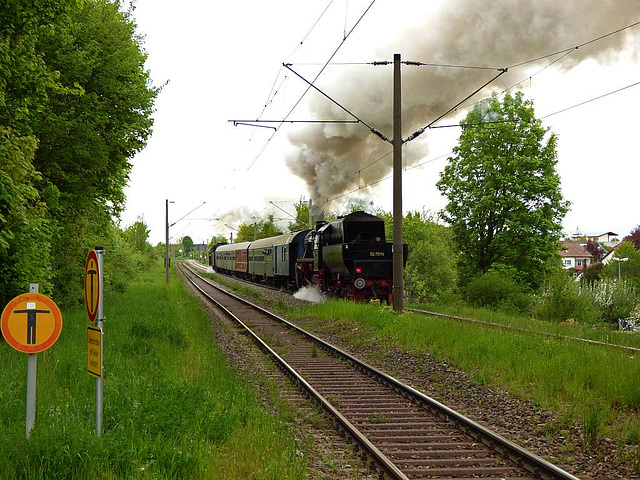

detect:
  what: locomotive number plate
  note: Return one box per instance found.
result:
[369,251,385,257]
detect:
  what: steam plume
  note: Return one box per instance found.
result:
[285,0,639,214]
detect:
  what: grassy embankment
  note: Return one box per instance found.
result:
[283,299,640,466]
[0,266,306,479]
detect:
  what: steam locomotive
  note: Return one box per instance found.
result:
[209,211,407,302]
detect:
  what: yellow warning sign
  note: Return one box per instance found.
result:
[87,325,102,378]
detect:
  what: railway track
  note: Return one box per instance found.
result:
[187,260,639,353]
[180,262,581,480]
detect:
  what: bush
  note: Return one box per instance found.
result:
[464,271,533,313]
[535,270,602,324]
[583,278,638,324]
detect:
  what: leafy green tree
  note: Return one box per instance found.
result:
[288,199,312,232]
[33,0,157,218]
[381,210,457,303]
[602,242,640,287]
[209,235,228,246]
[0,1,75,306]
[236,215,283,242]
[0,1,75,130]
[436,92,569,291]
[348,200,375,214]
[123,218,151,253]
[0,128,54,306]
[182,236,194,254]
[235,223,256,243]
[29,0,158,303]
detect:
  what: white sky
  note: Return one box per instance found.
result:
[121,1,640,246]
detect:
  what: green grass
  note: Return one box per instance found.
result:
[0,266,305,479]
[410,302,640,350]
[287,299,640,451]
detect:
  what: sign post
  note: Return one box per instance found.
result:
[1,284,63,439]
[85,247,105,436]
[26,284,38,440]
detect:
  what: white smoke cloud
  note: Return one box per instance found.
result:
[284,0,639,213]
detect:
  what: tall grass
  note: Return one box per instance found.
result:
[289,300,640,448]
[0,266,305,479]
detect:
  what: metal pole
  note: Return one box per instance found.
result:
[392,53,404,312]
[26,283,38,439]
[165,199,169,284]
[618,261,621,282]
[95,246,105,436]
[309,198,313,229]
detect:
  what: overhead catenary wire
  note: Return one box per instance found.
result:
[507,20,640,70]
[245,0,377,170]
[282,63,389,142]
[260,0,336,118]
[238,15,638,211]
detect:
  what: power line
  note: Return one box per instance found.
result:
[245,0,377,170]
[282,63,389,141]
[259,0,337,120]
[284,0,336,62]
[403,69,508,143]
[540,79,640,120]
[507,20,640,70]
[431,79,640,129]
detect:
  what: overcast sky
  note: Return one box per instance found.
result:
[120,1,640,246]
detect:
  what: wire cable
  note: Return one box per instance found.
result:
[507,20,640,70]
[540,79,640,120]
[246,0,377,170]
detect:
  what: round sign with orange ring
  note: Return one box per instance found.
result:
[1,293,63,353]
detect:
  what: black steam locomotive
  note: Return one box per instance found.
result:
[209,211,407,303]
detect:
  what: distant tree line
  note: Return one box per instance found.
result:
[1,0,158,308]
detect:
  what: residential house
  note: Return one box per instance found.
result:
[587,232,619,243]
[560,241,592,270]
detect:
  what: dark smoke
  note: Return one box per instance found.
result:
[285,0,639,214]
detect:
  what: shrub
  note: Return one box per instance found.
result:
[464,271,533,314]
[583,278,639,324]
[534,271,601,324]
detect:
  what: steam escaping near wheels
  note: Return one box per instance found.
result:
[294,285,325,304]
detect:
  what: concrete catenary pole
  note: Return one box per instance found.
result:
[392,53,404,312]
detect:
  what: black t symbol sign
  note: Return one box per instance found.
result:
[13,307,51,344]
[87,268,97,310]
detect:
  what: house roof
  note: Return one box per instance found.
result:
[560,241,591,258]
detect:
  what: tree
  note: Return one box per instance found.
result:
[181,236,194,254]
[32,0,158,303]
[236,215,283,242]
[381,210,457,303]
[624,226,640,250]
[288,199,311,232]
[32,0,157,218]
[436,92,569,291]
[123,218,151,253]
[0,1,75,306]
[0,128,54,306]
[603,241,640,287]
[209,235,228,246]
[585,239,607,262]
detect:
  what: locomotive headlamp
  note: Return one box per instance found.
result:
[354,277,366,289]
[355,267,363,274]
